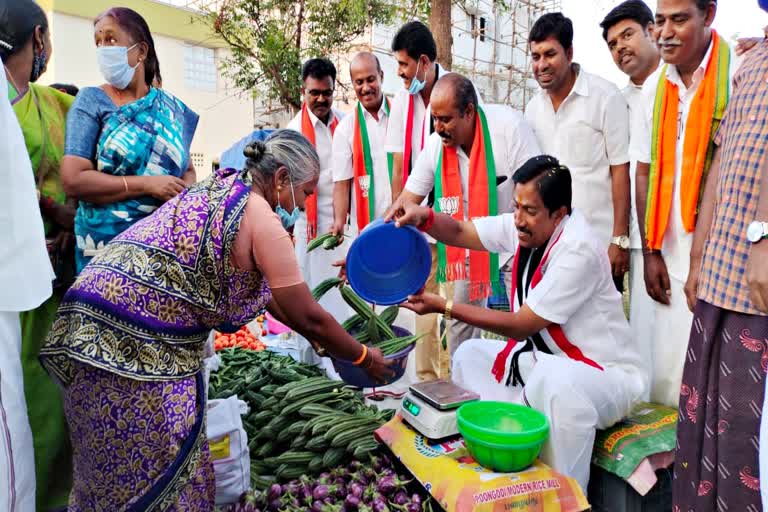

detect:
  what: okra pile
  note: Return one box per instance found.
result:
[312,280,424,356]
[210,349,394,481]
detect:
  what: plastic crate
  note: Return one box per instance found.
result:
[587,464,672,512]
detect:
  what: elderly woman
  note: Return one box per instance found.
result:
[41,130,391,511]
[61,7,198,272]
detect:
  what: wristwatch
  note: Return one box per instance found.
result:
[611,235,630,250]
[747,221,768,243]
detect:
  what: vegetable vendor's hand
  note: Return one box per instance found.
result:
[401,290,446,316]
[332,259,347,281]
[363,347,396,383]
[385,199,432,229]
[330,221,346,239]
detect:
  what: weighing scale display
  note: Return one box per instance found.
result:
[403,399,420,416]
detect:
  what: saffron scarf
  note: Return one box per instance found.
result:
[645,31,731,249]
[434,105,499,300]
[301,102,338,241]
[352,98,392,230]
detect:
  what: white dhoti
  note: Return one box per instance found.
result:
[629,249,655,401]
[0,311,35,512]
[649,276,692,407]
[453,338,644,491]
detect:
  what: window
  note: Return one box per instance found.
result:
[184,45,217,92]
[469,14,487,42]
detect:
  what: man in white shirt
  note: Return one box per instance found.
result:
[385,22,463,381]
[387,73,541,359]
[1,55,54,511]
[634,0,737,407]
[599,0,661,399]
[331,52,392,236]
[286,58,348,364]
[391,156,647,492]
[524,13,631,292]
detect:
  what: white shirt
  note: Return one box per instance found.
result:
[473,210,646,378]
[0,59,54,311]
[287,107,344,232]
[332,100,391,232]
[634,39,738,281]
[623,80,647,250]
[405,104,541,260]
[525,65,630,247]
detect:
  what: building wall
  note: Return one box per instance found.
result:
[41,1,256,179]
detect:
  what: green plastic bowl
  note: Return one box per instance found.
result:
[457,401,549,472]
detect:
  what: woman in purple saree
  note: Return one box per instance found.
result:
[40,130,392,511]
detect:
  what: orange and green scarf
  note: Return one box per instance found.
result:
[434,105,499,300]
[352,98,392,230]
[645,31,730,249]
[301,102,338,242]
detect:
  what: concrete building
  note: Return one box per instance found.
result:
[38,0,257,178]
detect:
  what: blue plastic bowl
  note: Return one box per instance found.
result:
[333,326,413,388]
[346,219,431,305]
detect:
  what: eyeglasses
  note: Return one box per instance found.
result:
[307,89,334,99]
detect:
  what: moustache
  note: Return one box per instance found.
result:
[658,38,682,47]
[438,131,451,140]
[517,226,532,236]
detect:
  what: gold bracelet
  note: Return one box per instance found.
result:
[122,176,129,193]
[444,299,453,321]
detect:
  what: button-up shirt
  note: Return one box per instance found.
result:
[287,107,344,233]
[525,64,630,247]
[332,100,391,233]
[697,40,768,315]
[624,78,652,250]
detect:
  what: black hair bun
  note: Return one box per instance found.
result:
[243,140,267,163]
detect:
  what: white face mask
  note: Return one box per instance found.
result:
[97,43,140,90]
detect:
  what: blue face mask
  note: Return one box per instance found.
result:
[97,43,140,90]
[276,179,301,230]
[407,59,426,95]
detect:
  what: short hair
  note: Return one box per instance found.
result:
[301,58,336,83]
[599,0,654,41]
[0,0,48,61]
[50,83,79,96]
[95,8,161,87]
[529,13,574,51]
[695,0,716,11]
[391,21,438,62]
[437,74,478,114]
[513,155,572,215]
[244,129,320,185]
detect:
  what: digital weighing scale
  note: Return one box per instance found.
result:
[400,380,480,439]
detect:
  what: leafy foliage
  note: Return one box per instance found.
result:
[205,0,396,109]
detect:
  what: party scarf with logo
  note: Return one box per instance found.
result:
[352,98,392,231]
[645,31,730,249]
[301,102,338,242]
[434,105,499,300]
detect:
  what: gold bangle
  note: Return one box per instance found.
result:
[352,345,368,366]
[122,176,129,193]
[444,299,453,321]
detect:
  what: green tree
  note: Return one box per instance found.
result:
[205,0,395,110]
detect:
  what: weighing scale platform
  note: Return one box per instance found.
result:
[400,380,480,440]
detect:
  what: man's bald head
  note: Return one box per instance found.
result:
[432,73,478,114]
[350,51,385,113]
[350,52,382,75]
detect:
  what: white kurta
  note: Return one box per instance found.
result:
[287,107,351,372]
[633,40,739,407]
[453,210,647,491]
[331,100,392,233]
[0,57,54,512]
[524,64,630,248]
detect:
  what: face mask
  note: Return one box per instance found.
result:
[407,59,426,95]
[97,43,139,90]
[276,178,301,230]
[30,48,46,83]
